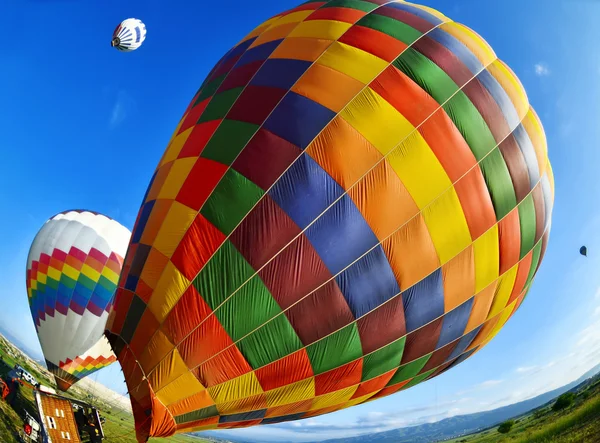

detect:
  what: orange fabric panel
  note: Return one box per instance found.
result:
[136,279,154,303]
[271,37,332,61]
[163,286,213,344]
[194,346,253,388]
[265,399,314,418]
[442,245,475,312]
[308,116,382,189]
[351,370,396,399]
[468,316,501,351]
[293,63,365,113]
[498,208,521,274]
[149,391,177,438]
[217,419,263,429]
[140,248,170,290]
[382,213,440,290]
[138,330,175,375]
[146,163,174,202]
[509,252,532,305]
[314,359,363,396]
[255,349,314,391]
[140,200,174,246]
[176,417,219,431]
[167,390,215,417]
[178,313,235,371]
[130,309,160,358]
[307,6,367,23]
[464,282,497,333]
[303,404,344,419]
[454,167,497,241]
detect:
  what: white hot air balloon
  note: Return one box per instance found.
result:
[111,18,147,52]
[26,210,131,391]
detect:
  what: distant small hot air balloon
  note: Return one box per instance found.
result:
[111,18,146,52]
[580,246,587,256]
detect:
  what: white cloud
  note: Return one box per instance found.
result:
[516,366,538,373]
[534,63,550,76]
[594,306,600,317]
[478,380,503,388]
[109,90,136,129]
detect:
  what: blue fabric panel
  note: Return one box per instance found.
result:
[269,153,344,229]
[436,298,474,349]
[224,37,256,64]
[477,70,520,130]
[72,284,91,309]
[305,195,379,275]
[447,347,476,370]
[387,2,443,25]
[131,200,155,244]
[261,413,306,425]
[235,40,283,69]
[513,124,541,189]
[251,58,312,90]
[263,92,337,149]
[124,275,139,292]
[447,325,482,362]
[336,246,401,318]
[428,28,483,75]
[219,409,268,424]
[56,283,72,310]
[402,269,444,333]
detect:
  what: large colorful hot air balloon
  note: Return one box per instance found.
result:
[106,1,554,440]
[27,210,131,391]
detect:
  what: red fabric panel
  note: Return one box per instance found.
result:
[176,158,229,212]
[255,349,314,391]
[194,346,253,387]
[368,379,411,400]
[110,288,134,335]
[232,128,302,191]
[499,134,531,203]
[135,279,153,304]
[339,25,408,62]
[414,36,473,87]
[178,121,221,159]
[351,370,396,399]
[462,78,511,143]
[217,60,265,93]
[401,318,443,365]
[314,359,363,396]
[420,340,458,373]
[260,235,332,310]
[307,7,367,23]
[171,214,226,281]
[130,309,160,358]
[163,286,212,344]
[498,208,521,274]
[230,195,302,270]
[532,185,546,243]
[178,99,210,134]
[357,295,406,355]
[226,86,287,125]
[178,311,233,371]
[375,6,437,33]
[454,165,497,242]
[286,280,355,346]
[508,252,532,305]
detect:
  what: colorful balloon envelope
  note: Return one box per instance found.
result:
[106,1,554,440]
[27,210,131,391]
[112,18,147,52]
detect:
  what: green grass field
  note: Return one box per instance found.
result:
[444,379,600,443]
[0,334,207,443]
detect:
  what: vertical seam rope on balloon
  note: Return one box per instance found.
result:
[125,0,451,381]
[133,21,547,392]
[138,58,545,404]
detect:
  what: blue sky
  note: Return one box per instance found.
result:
[1,0,600,441]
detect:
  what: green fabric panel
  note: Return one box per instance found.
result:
[387,353,431,386]
[201,120,259,166]
[195,73,227,106]
[479,149,518,220]
[323,0,378,12]
[392,48,459,105]
[357,14,422,45]
[361,337,406,381]
[175,405,219,424]
[78,273,96,291]
[404,368,437,389]
[60,274,76,290]
[237,314,303,369]
[442,92,499,161]
[198,87,244,123]
[518,194,536,259]
[200,169,264,236]
[46,276,59,291]
[215,275,282,342]
[525,241,542,287]
[192,241,254,310]
[307,324,363,375]
[97,275,116,292]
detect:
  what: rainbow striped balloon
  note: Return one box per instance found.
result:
[106,1,554,440]
[27,210,131,391]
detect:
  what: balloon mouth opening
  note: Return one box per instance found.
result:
[111,37,120,47]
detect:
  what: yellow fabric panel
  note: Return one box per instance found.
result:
[422,187,472,265]
[36,272,47,284]
[473,225,499,293]
[317,41,389,84]
[309,386,358,411]
[146,163,173,202]
[288,20,352,40]
[208,372,264,405]
[440,22,496,68]
[147,261,190,324]
[487,265,518,320]
[249,22,299,48]
[341,88,414,156]
[216,394,268,415]
[157,158,197,201]
[387,131,452,209]
[265,377,316,408]
[238,15,282,44]
[47,266,61,282]
[101,265,119,285]
[344,392,378,408]
[523,108,548,178]
[138,330,175,375]
[484,299,517,345]
[159,127,193,167]
[156,371,206,407]
[265,10,313,30]
[487,60,529,121]
[80,263,100,283]
[152,201,198,258]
